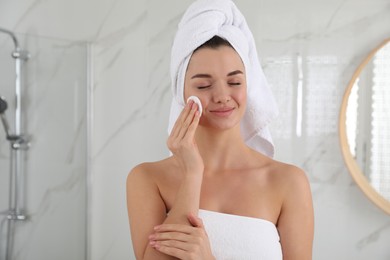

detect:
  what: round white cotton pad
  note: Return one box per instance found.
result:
[187,96,203,116]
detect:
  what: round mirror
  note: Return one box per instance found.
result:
[339,38,390,215]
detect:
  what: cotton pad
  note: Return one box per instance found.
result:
[187,96,203,116]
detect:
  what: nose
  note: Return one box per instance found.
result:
[212,81,231,104]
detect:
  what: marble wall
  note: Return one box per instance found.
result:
[1,0,390,259]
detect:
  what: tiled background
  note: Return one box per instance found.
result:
[1,0,390,259]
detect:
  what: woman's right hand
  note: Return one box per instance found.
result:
[150,213,215,260]
[167,100,204,176]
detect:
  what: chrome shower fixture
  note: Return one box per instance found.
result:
[0,96,7,113]
[0,96,11,138]
[0,28,30,60]
[0,27,30,260]
[0,96,29,147]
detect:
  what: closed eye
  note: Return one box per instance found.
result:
[229,82,241,86]
[197,85,211,89]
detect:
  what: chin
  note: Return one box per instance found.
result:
[201,118,241,131]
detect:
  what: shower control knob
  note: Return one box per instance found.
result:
[0,96,7,113]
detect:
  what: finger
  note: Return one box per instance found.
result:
[170,101,193,138]
[151,239,192,252]
[153,224,194,234]
[183,109,200,141]
[152,243,187,259]
[150,231,193,245]
[176,102,198,140]
[187,212,204,228]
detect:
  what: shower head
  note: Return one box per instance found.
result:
[0,27,20,50]
[0,96,8,113]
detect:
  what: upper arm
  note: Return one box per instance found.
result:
[277,166,314,260]
[126,164,167,259]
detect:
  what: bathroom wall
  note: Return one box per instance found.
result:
[1,0,390,259]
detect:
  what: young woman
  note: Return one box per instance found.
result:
[127,1,314,259]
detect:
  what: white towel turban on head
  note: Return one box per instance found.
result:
[168,0,279,157]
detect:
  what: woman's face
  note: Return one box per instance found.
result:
[184,46,247,130]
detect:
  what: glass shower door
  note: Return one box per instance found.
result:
[0,32,88,260]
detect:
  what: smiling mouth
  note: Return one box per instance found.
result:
[210,107,235,116]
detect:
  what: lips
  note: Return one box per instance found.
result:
[209,107,235,117]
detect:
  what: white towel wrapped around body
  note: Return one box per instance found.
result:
[198,209,283,259]
[168,0,279,157]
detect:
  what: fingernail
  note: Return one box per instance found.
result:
[149,234,155,240]
[153,225,160,230]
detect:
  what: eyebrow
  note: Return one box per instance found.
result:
[190,70,244,79]
[227,70,244,77]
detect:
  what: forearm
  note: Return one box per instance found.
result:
[142,174,203,260]
[164,175,203,224]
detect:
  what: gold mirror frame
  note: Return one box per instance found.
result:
[339,38,390,215]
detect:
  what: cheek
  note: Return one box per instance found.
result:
[235,88,247,106]
[196,94,208,110]
[183,84,192,101]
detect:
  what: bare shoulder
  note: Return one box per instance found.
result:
[127,157,173,186]
[126,159,170,208]
[128,159,166,177]
[253,153,312,214]
[266,158,310,193]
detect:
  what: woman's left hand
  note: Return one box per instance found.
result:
[149,213,215,260]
